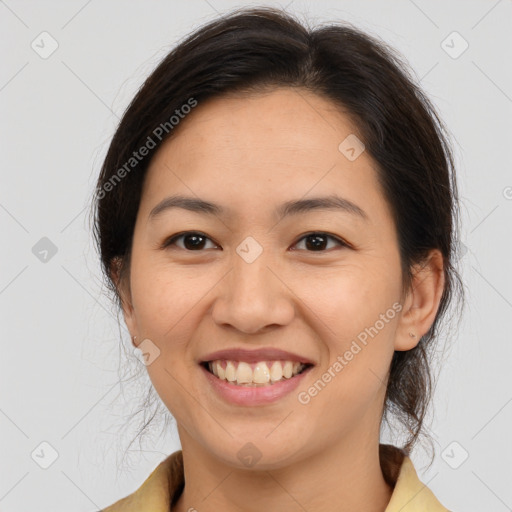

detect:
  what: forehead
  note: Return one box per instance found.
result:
[166,88,357,155]
[140,88,388,223]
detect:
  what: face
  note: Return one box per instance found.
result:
[119,88,414,469]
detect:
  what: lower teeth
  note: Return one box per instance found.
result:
[231,381,279,387]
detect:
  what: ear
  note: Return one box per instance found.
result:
[395,249,445,351]
[110,257,139,347]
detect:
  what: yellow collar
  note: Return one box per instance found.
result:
[102,446,449,511]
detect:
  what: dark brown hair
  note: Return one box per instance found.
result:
[92,6,463,473]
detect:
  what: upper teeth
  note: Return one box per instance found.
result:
[208,360,306,386]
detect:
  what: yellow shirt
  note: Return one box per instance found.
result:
[101,445,451,511]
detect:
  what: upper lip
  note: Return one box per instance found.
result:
[200,348,315,365]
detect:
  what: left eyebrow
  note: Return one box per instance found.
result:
[276,195,368,221]
[148,194,368,222]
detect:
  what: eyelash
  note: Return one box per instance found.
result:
[161,231,349,252]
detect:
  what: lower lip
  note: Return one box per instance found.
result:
[200,364,313,406]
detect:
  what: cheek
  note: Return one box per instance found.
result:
[294,259,400,397]
[130,256,204,339]
[296,258,400,338]
[128,258,204,423]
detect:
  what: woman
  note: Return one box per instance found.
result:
[94,7,462,511]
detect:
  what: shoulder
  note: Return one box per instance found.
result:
[100,450,184,512]
[383,446,451,512]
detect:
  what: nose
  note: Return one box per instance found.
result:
[211,250,295,334]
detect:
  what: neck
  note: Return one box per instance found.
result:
[173,429,394,512]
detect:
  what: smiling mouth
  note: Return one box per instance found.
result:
[201,359,313,387]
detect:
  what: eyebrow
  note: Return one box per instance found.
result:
[148,194,368,221]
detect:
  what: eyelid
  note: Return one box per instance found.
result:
[162,230,350,251]
[291,231,349,250]
[161,231,220,250]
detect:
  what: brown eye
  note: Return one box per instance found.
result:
[164,232,218,251]
[292,232,347,252]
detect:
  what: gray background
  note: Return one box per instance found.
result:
[1,0,511,511]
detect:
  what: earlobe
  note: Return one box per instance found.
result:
[110,256,138,344]
[395,249,445,351]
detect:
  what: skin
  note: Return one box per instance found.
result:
[114,88,445,512]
